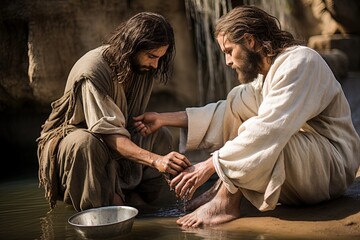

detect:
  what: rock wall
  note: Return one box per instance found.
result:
[305,0,360,75]
[0,0,198,112]
[248,0,360,79]
[2,0,360,112]
[0,0,198,180]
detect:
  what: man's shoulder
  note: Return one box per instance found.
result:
[284,45,321,58]
[71,45,110,73]
[275,45,323,67]
[66,45,112,91]
[80,46,107,63]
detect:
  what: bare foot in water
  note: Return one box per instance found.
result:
[177,183,242,228]
[185,179,222,211]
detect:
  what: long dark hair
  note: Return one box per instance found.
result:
[103,12,175,84]
[215,5,303,61]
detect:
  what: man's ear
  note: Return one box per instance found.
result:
[243,33,255,49]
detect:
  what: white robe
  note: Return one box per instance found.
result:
[180,46,360,211]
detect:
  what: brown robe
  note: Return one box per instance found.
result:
[37,46,171,211]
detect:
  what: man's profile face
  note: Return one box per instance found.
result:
[133,45,169,73]
[216,34,261,84]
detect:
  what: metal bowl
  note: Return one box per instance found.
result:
[68,206,138,239]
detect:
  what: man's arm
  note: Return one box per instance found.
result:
[80,81,190,175]
[103,134,190,175]
[133,111,188,137]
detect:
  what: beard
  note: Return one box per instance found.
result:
[235,47,262,84]
[137,65,155,72]
[132,64,155,74]
[130,57,156,75]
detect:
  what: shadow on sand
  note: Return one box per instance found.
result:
[240,176,360,222]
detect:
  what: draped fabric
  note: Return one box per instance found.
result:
[180,46,360,211]
[37,46,169,211]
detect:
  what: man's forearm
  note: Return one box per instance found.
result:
[160,111,188,128]
[103,134,159,167]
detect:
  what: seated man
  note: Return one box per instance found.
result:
[133,6,360,227]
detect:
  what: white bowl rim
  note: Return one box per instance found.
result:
[68,205,138,228]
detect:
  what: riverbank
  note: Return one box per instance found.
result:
[209,168,360,240]
[0,72,359,240]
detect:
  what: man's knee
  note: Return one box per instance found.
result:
[60,129,108,157]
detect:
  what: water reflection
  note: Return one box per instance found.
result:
[0,177,284,240]
[39,204,77,239]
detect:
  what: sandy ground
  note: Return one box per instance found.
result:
[212,168,360,240]
[185,72,360,240]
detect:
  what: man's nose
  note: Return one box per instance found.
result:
[150,59,159,69]
[225,55,233,66]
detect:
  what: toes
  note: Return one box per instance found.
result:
[186,218,199,228]
[177,214,202,228]
[176,215,189,226]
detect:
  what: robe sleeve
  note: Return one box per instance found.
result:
[180,79,262,152]
[180,101,226,153]
[80,79,130,137]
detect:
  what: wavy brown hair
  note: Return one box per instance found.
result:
[215,5,303,61]
[102,12,175,85]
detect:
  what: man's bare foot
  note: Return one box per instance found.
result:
[185,179,222,211]
[177,183,242,228]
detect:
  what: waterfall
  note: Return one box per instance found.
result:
[184,0,236,105]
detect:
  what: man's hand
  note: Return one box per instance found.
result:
[134,111,188,137]
[170,158,216,200]
[153,151,192,176]
[133,112,162,137]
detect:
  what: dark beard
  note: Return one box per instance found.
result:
[133,65,156,74]
[237,47,262,84]
[131,58,156,75]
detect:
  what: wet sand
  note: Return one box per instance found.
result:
[212,169,360,240]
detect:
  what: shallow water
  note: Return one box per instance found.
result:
[0,177,295,240]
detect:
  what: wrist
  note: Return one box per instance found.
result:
[150,154,163,171]
[205,157,216,176]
